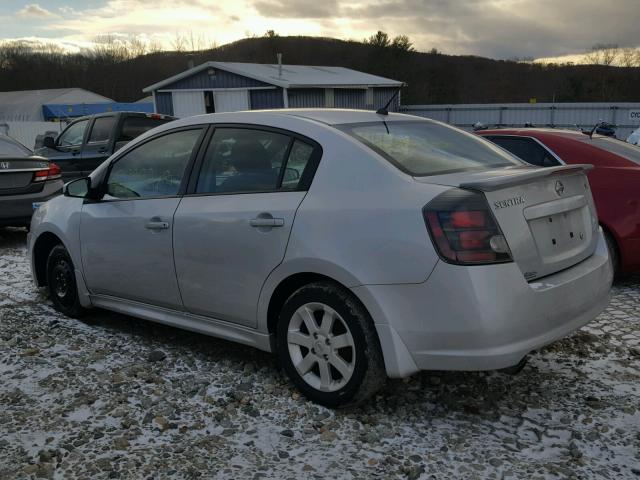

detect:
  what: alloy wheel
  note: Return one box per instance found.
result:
[287,302,356,392]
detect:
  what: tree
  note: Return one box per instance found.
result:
[367,31,390,48]
[391,35,414,52]
[265,30,279,38]
[585,44,619,66]
[619,47,639,67]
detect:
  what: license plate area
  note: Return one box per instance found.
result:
[529,206,591,263]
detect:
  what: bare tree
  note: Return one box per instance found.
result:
[172,33,186,52]
[619,47,639,67]
[585,44,619,65]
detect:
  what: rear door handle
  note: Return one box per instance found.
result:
[145,221,170,230]
[250,217,284,227]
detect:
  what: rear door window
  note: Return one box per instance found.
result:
[88,116,116,143]
[486,136,560,167]
[195,128,290,194]
[337,120,520,176]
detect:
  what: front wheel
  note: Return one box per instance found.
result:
[277,282,386,408]
[46,244,87,318]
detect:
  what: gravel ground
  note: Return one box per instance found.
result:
[1,227,639,480]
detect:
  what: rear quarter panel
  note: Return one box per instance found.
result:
[267,128,445,288]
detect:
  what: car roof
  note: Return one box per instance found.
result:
[168,109,428,129]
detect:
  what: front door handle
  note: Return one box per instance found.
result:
[250,217,284,228]
[145,221,170,230]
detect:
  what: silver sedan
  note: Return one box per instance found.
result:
[28,110,612,407]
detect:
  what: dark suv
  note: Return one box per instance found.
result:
[37,111,174,181]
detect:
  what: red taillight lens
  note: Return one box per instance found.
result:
[423,189,512,265]
[33,163,61,182]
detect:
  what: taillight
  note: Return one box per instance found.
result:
[423,189,512,265]
[33,163,61,182]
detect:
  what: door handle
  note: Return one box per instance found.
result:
[250,217,284,228]
[98,147,108,153]
[145,221,170,230]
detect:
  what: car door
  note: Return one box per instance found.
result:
[80,127,205,309]
[46,119,90,181]
[173,126,320,328]
[82,115,117,175]
[484,135,561,167]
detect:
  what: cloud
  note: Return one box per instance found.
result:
[4,0,640,60]
[253,0,339,18]
[17,3,56,18]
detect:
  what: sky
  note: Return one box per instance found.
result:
[1,0,639,61]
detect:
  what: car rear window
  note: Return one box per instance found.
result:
[590,137,640,166]
[336,121,521,176]
[0,136,32,156]
[118,117,172,142]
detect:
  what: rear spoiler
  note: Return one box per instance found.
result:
[459,164,593,192]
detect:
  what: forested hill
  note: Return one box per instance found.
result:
[1,36,639,104]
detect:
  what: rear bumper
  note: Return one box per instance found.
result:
[353,231,613,377]
[0,180,63,226]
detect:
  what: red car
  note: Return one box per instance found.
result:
[477,129,640,275]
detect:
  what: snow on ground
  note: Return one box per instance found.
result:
[0,227,639,479]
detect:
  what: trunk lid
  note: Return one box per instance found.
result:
[0,156,49,196]
[416,164,599,280]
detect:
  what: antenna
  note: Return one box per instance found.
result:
[277,53,282,78]
[376,85,403,115]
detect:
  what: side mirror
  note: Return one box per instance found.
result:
[64,177,92,198]
[43,136,57,149]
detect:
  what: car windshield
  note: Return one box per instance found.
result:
[590,137,640,166]
[336,120,521,176]
[0,136,32,157]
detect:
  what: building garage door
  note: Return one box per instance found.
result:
[213,91,250,112]
[172,91,206,118]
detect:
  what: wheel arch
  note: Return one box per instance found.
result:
[32,231,65,287]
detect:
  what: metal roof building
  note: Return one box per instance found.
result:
[143,61,403,118]
[0,88,113,122]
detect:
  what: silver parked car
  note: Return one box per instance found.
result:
[28,110,613,407]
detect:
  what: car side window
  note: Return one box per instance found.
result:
[280,140,315,190]
[106,129,202,199]
[58,120,89,147]
[196,128,291,194]
[487,136,560,167]
[88,116,116,143]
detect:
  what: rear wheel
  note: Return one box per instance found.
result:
[46,245,86,318]
[277,282,386,408]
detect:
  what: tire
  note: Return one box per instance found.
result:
[603,230,619,277]
[46,244,87,318]
[276,281,386,408]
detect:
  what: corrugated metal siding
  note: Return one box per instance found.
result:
[288,89,325,108]
[372,88,400,112]
[156,92,174,116]
[402,102,640,139]
[335,89,366,109]
[250,88,284,109]
[164,69,271,90]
